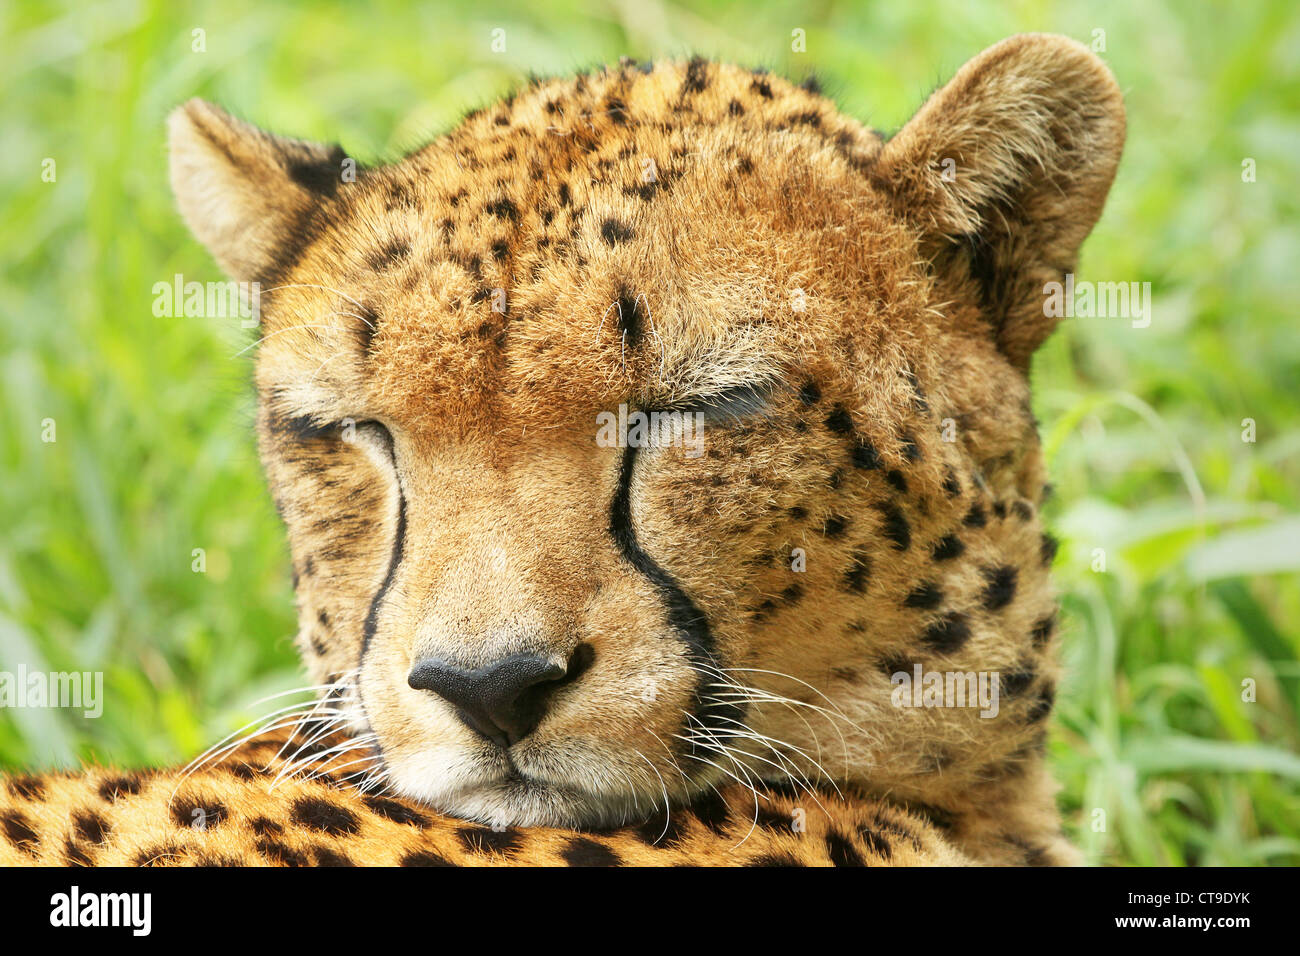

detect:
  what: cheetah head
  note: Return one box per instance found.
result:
[169,35,1123,827]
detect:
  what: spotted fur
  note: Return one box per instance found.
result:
[5,34,1123,866]
[0,729,968,866]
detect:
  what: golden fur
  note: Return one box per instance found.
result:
[2,34,1123,866]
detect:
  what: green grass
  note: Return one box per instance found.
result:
[2,0,1297,865]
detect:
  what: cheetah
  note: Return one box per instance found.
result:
[0,33,1124,866]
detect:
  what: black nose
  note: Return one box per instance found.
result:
[407,653,568,747]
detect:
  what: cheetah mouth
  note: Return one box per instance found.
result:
[381,736,689,828]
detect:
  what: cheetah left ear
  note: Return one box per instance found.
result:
[873,34,1126,369]
[168,99,348,284]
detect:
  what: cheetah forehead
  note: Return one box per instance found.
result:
[172,38,1124,433]
[253,59,904,433]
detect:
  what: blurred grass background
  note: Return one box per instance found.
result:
[1,0,1298,865]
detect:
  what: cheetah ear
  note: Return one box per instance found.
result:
[168,99,347,283]
[873,34,1125,369]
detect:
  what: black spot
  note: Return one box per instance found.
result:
[458,826,522,856]
[825,405,854,434]
[843,549,871,593]
[853,440,882,470]
[885,469,908,493]
[878,504,911,550]
[170,795,228,830]
[931,534,965,561]
[753,804,795,832]
[856,825,893,860]
[624,180,659,201]
[1001,666,1036,698]
[921,613,971,654]
[491,238,510,260]
[600,217,635,245]
[981,566,1018,611]
[356,303,380,350]
[942,469,962,498]
[900,434,922,461]
[561,837,623,866]
[798,381,821,405]
[1041,532,1059,566]
[604,95,628,124]
[401,850,458,867]
[64,838,93,866]
[98,775,142,802]
[615,286,643,348]
[290,797,360,836]
[362,796,430,828]
[691,790,732,835]
[993,501,1008,519]
[910,803,955,830]
[484,196,519,222]
[285,144,347,197]
[258,838,309,867]
[2,811,39,856]
[132,842,186,866]
[878,654,912,678]
[822,514,850,539]
[799,74,822,95]
[790,109,821,127]
[904,582,943,610]
[366,238,410,271]
[636,812,687,848]
[781,583,804,605]
[828,468,844,490]
[1026,686,1056,722]
[1031,613,1057,648]
[682,56,709,94]
[1012,499,1034,521]
[963,503,988,528]
[557,182,572,206]
[751,77,773,99]
[312,845,356,867]
[787,505,808,520]
[751,853,804,866]
[248,816,283,838]
[826,829,865,866]
[7,775,45,800]
[73,811,110,845]
[728,98,745,116]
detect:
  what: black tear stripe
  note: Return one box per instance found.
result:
[354,430,406,783]
[361,429,407,657]
[608,445,745,756]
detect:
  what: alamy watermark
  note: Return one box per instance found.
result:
[891,664,1001,718]
[596,403,704,458]
[0,665,103,718]
[1043,273,1151,328]
[152,274,261,328]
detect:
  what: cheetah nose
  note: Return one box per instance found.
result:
[407,653,568,748]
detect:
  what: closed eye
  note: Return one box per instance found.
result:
[269,412,392,446]
[655,378,780,424]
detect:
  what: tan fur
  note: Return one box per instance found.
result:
[0,729,968,866]
[3,34,1123,866]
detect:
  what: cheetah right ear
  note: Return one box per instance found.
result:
[168,99,347,283]
[873,34,1125,370]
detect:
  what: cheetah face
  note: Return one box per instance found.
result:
[169,38,1122,826]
